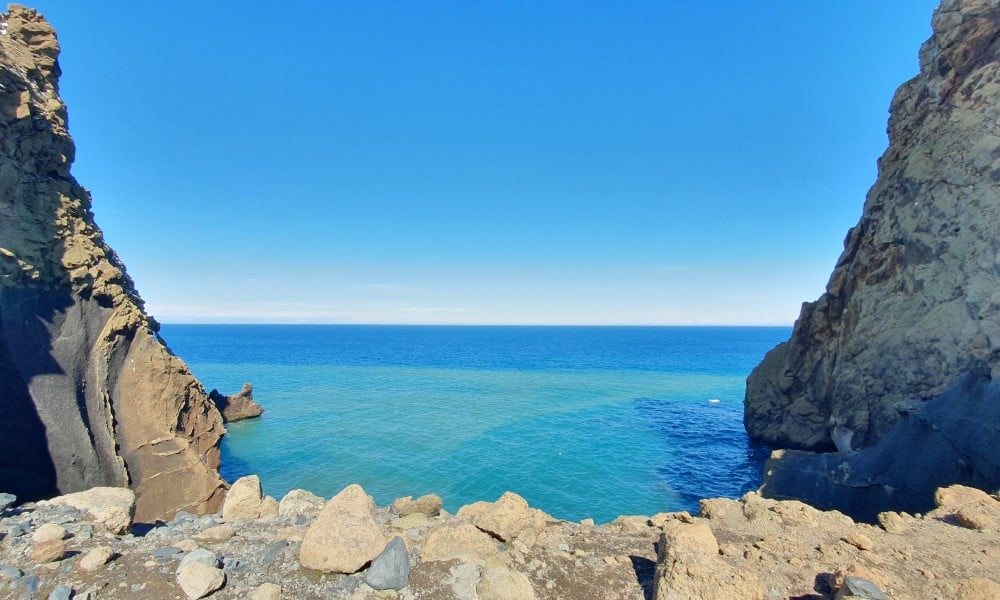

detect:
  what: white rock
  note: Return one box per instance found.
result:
[278,489,325,517]
[43,487,135,534]
[79,546,115,571]
[32,523,67,543]
[222,475,263,520]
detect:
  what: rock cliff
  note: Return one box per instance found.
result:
[745,0,1000,516]
[0,5,227,522]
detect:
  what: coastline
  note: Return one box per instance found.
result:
[1,478,997,599]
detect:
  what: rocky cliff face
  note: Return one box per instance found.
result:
[745,0,1000,516]
[0,5,227,522]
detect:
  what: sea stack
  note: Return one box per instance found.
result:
[745,0,1000,519]
[0,6,227,521]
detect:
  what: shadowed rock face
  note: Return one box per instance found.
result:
[745,0,1000,518]
[0,5,226,522]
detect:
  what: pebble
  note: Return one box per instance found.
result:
[152,546,183,558]
[47,584,73,600]
[0,566,22,579]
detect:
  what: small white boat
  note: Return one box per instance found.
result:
[707,398,721,404]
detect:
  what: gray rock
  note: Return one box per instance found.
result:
[0,493,15,512]
[260,540,288,565]
[363,536,410,591]
[171,511,196,525]
[47,584,73,600]
[152,546,183,558]
[835,577,888,600]
[19,575,39,595]
[178,549,220,573]
[0,566,21,579]
[745,0,1000,520]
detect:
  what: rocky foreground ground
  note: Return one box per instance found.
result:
[0,479,998,600]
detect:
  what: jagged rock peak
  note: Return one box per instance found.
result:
[745,0,1000,453]
[743,0,1000,520]
[0,4,227,522]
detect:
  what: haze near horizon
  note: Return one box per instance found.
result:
[39,1,937,325]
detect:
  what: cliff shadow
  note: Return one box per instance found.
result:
[0,286,69,501]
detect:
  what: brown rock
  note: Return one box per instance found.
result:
[222,475,263,520]
[177,562,226,600]
[79,546,115,571]
[653,535,764,600]
[31,523,66,543]
[195,524,236,543]
[209,383,264,422]
[842,532,875,551]
[248,582,282,600]
[45,487,136,534]
[661,521,719,556]
[298,484,385,573]
[30,539,65,563]
[278,489,325,517]
[478,566,536,600]
[393,493,443,517]
[421,523,503,566]
[260,495,279,518]
[0,6,226,523]
[456,500,492,520]
[472,492,548,549]
[954,577,1000,600]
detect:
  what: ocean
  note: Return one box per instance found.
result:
[159,325,788,523]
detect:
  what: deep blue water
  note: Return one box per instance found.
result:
[160,325,787,522]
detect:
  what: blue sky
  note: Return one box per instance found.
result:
[36,1,937,324]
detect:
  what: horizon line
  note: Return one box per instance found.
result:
[154,321,794,328]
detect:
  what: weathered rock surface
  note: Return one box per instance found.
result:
[0,5,227,522]
[0,481,997,599]
[745,0,1000,518]
[209,383,264,422]
[42,486,135,534]
[277,489,324,517]
[222,475,264,521]
[298,484,386,574]
[176,562,226,600]
[392,493,443,517]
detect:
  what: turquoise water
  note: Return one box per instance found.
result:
[160,325,787,523]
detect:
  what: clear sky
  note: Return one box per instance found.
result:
[34,1,938,325]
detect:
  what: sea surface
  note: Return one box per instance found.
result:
[159,325,788,523]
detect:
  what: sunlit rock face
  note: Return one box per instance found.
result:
[0,5,226,522]
[745,0,1000,518]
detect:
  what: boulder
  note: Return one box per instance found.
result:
[363,536,410,591]
[393,493,443,517]
[43,487,135,534]
[652,527,764,600]
[208,383,264,422]
[221,475,263,520]
[194,524,235,543]
[278,489,325,517]
[298,484,385,573]
[177,549,220,573]
[478,567,536,600]
[472,492,548,549]
[176,562,226,600]
[421,523,503,566]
